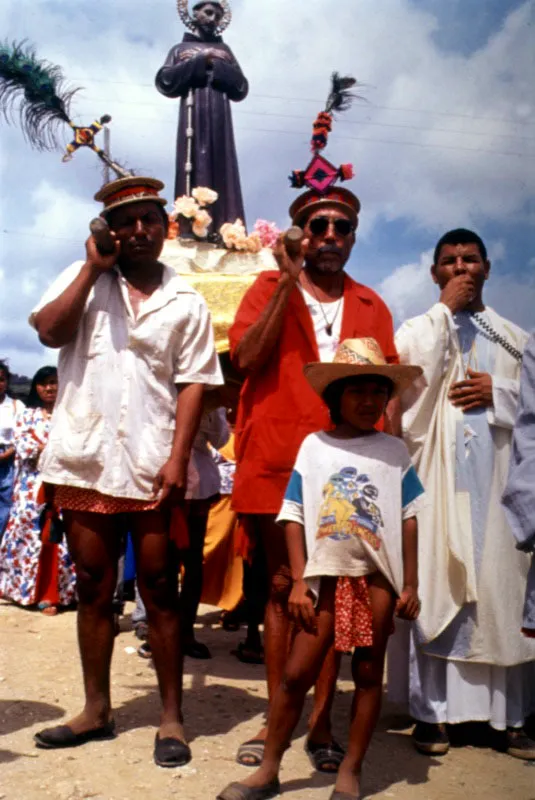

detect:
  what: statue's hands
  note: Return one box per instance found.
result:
[204,47,231,66]
[273,233,308,282]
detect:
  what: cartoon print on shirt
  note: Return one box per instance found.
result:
[317,466,383,550]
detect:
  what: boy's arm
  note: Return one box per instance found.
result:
[396,515,420,620]
[285,520,317,633]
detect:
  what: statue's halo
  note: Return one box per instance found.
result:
[176,0,232,34]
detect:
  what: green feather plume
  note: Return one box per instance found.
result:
[0,39,79,149]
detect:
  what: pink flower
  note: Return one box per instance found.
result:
[253,219,281,249]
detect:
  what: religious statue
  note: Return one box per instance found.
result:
[155,1,249,233]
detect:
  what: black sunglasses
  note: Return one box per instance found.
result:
[307,216,354,237]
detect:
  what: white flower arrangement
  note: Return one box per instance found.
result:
[170,187,219,237]
[170,190,273,254]
[192,187,218,207]
[220,219,263,254]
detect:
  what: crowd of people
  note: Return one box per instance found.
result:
[1,171,534,800]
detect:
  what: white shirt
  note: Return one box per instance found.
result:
[30,261,223,500]
[300,286,344,362]
[0,396,24,447]
[186,408,230,501]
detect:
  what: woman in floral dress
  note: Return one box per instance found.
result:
[0,367,76,615]
[0,360,25,540]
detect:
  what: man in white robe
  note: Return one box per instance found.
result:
[390,229,535,760]
[503,330,535,639]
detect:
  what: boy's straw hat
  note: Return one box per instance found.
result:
[304,338,422,398]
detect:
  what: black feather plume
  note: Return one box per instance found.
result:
[0,40,79,150]
[324,72,358,115]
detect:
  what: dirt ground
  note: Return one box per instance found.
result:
[1,599,534,800]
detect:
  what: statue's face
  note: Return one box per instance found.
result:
[193,2,223,34]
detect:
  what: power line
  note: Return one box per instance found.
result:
[69,75,535,127]
[64,111,535,158]
[70,98,535,143]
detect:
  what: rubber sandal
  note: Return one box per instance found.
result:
[217,777,280,800]
[220,608,243,632]
[329,792,360,800]
[305,738,345,773]
[184,639,212,659]
[37,602,58,617]
[137,641,152,659]
[153,733,192,768]
[236,738,265,767]
[232,642,265,665]
[34,720,116,749]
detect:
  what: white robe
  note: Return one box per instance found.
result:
[395,303,534,667]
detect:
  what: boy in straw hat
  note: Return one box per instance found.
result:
[218,338,423,800]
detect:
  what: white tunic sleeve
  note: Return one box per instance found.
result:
[172,295,223,386]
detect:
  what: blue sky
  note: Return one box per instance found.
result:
[0,0,534,375]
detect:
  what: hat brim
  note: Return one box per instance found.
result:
[304,362,423,399]
[291,197,360,227]
[100,195,168,217]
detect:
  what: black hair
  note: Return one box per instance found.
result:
[0,359,11,382]
[26,366,58,409]
[433,228,487,265]
[322,374,394,425]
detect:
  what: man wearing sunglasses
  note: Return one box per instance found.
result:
[228,186,399,772]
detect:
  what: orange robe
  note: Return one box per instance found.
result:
[229,271,398,515]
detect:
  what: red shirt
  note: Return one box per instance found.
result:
[229,271,398,514]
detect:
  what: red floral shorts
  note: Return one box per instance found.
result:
[334,575,373,652]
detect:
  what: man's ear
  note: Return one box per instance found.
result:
[430,264,439,285]
[484,260,491,281]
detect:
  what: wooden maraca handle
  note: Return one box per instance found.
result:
[283,226,305,257]
[89,218,116,256]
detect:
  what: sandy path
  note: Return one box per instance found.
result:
[1,600,534,800]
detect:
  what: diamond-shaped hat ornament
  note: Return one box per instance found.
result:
[303,153,340,194]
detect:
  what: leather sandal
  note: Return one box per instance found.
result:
[305,738,345,773]
[34,720,116,749]
[216,777,280,800]
[153,733,192,768]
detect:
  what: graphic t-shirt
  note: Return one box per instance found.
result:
[277,431,424,598]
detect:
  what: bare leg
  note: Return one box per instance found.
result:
[246,516,339,748]
[260,516,293,703]
[62,510,122,733]
[180,504,210,650]
[334,572,396,797]
[131,511,185,742]
[308,643,342,744]
[237,579,337,789]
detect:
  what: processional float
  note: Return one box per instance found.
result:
[0,1,360,352]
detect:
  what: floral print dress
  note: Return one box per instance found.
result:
[0,408,76,607]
